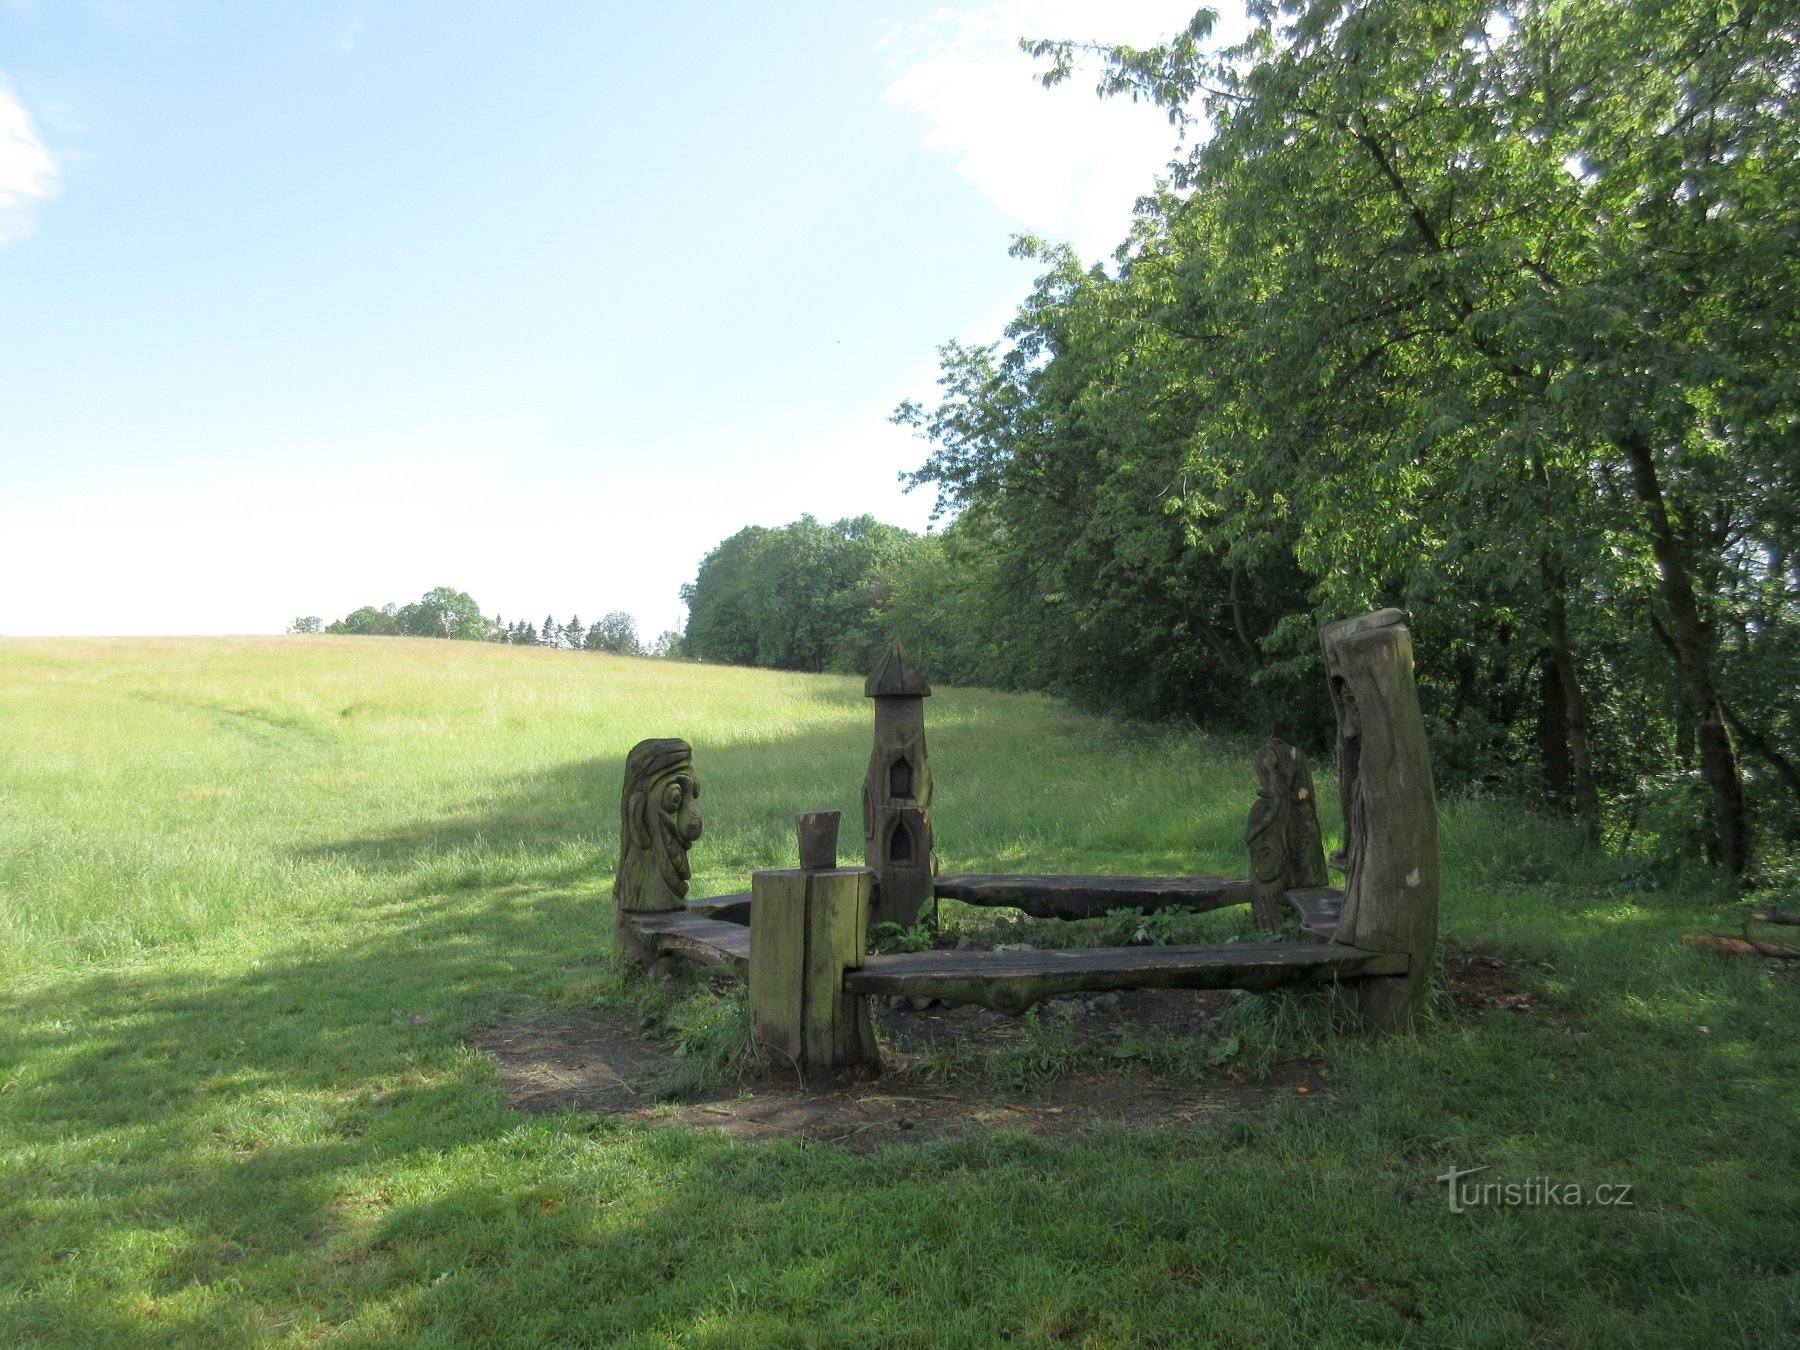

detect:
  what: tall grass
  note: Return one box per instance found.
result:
[1,635,1794,1345]
[0,636,1288,982]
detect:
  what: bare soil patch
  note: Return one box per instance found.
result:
[476,989,1309,1153]
[473,945,1530,1151]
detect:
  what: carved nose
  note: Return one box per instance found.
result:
[683,806,703,840]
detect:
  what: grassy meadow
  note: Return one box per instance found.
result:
[1,636,1795,1345]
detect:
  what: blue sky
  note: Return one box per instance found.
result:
[1,1,1222,637]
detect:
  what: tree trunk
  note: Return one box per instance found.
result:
[1537,654,1573,813]
[1620,432,1753,875]
[1542,571,1601,840]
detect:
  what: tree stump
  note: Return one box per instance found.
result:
[749,817,878,1074]
[1320,610,1440,1033]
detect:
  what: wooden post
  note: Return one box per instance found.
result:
[1320,610,1440,1033]
[750,816,878,1074]
[796,810,840,871]
[1244,741,1329,931]
[862,643,935,931]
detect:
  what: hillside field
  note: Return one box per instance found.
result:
[1,636,1795,1344]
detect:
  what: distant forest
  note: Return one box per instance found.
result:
[290,588,682,658]
[682,0,1800,879]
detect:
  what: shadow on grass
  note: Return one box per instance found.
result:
[0,719,900,1338]
[5,722,1799,1342]
[288,721,884,884]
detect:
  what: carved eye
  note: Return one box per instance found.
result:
[661,782,683,812]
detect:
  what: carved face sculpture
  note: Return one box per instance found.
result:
[615,738,703,909]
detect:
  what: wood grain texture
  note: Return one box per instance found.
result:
[802,869,878,1068]
[862,643,935,932]
[685,893,752,925]
[1283,886,1345,943]
[618,910,750,972]
[845,941,1406,1015]
[1245,741,1330,930]
[933,874,1257,920]
[749,870,809,1066]
[749,867,878,1072]
[1321,611,1440,1033]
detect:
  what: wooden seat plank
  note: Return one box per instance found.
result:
[934,873,1257,920]
[686,892,752,925]
[621,911,750,973]
[1283,886,1345,942]
[844,940,1405,1014]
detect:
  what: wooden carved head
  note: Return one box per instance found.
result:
[614,738,703,911]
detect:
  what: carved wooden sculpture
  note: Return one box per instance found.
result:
[612,737,704,964]
[1321,610,1440,1032]
[1244,741,1329,931]
[862,643,935,931]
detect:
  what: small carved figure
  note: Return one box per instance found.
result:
[1244,741,1328,929]
[614,738,703,914]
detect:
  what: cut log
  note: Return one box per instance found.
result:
[749,866,879,1072]
[1683,931,1800,960]
[619,910,750,973]
[845,941,1407,1015]
[933,874,1257,920]
[749,870,808,1064]
[1284,886,1344,943]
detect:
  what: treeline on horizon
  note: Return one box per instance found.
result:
[681,0,1800,880]
[290,588,683,658]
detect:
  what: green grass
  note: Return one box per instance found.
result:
[2,636,1795,1345]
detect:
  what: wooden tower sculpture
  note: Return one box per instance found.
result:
[862,642,934,931]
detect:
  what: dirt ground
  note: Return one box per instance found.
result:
[472,948,1528,1152]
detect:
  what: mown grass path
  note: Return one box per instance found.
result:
[1,637,1794,1344]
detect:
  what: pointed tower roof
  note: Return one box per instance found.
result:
[864,642,931,697]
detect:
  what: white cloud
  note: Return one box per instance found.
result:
[0,405,945,639]
[885,1,1228,260]
[0,75,58,244]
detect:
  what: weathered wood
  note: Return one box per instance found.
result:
[1321,610,1440,1033]
[1245,741,1329,930]
[865,643,932,698]
[749,866,878,1073]
[797,810,841,871]
[1284,885,1344,943]
[863,643,935,931]
[612,738,705,964]
[686,893,751,925]
[620,910,750,973]
[803,868,878,1068]
[846,941,1408,1015]
[933,874,1257,920]
[749,870,809,1066]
